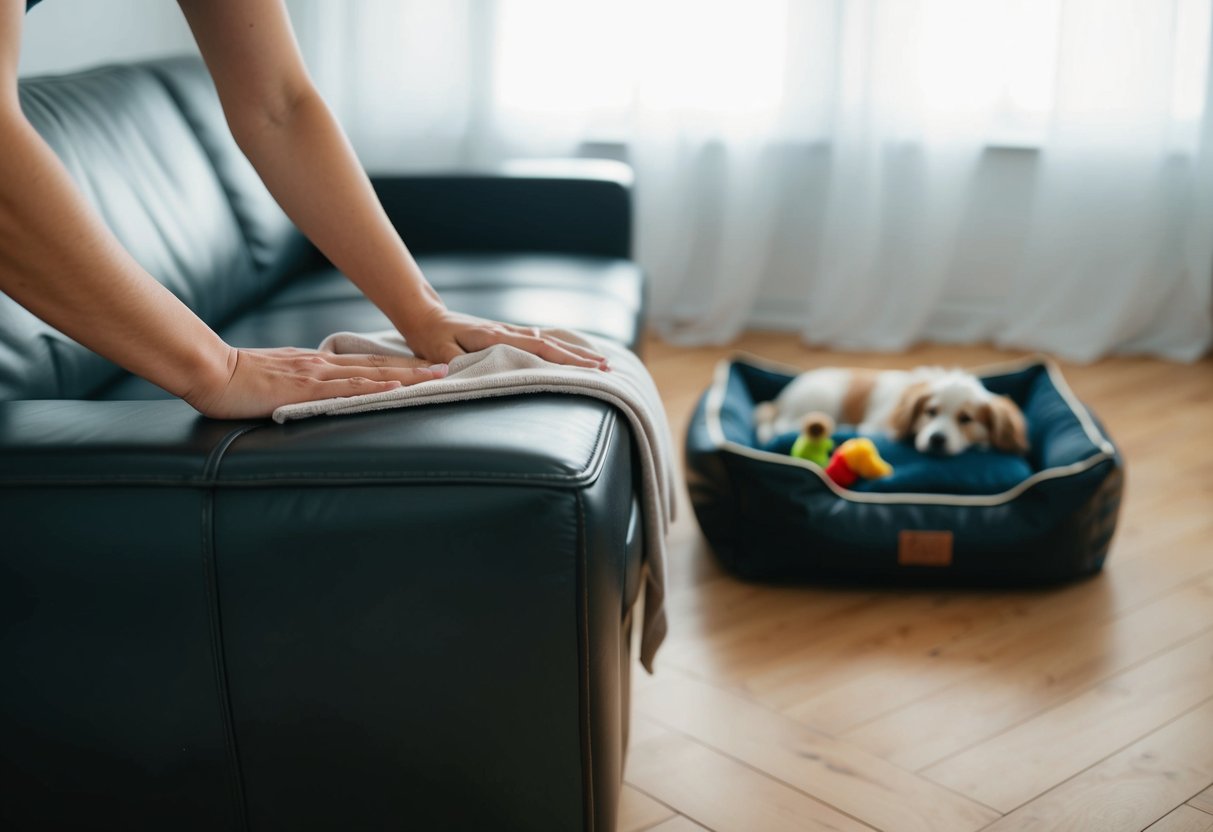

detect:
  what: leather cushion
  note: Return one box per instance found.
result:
[7,65,257,400]
[145,57,313,286]
[267,253,644,348]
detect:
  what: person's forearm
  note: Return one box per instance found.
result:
[175,0,605,371]
[0,111,233,402]
[229,88,442,337]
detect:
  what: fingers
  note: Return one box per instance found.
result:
[493,332,604,369]
[502,324,608,366]
[203,348,448,419]
[311,365,446,400]
[282,350,448,398]
[432,343,467,365]
[530,333,607,364]
[476,334,607,369]
[277,350,448,386]
[322,363,451,388]
[273,322,610,390]
[553,339,609,366]
[313,377,403,399]
[315,359,449,384]
[322,352,432,370]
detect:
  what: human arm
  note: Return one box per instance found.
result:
[0,0,444,418]
[175,0,608,370]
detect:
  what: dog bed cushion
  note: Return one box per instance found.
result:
[686,357,1124,584]
[759,428,1034,495]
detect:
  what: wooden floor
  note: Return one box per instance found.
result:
[621,331,1213,832]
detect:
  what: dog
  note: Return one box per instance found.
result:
[754,367,1029,456]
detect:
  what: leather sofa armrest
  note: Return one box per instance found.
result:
[2,395,637,830]
[371,159,633,259]
[0,399,256,485]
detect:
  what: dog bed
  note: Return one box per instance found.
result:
[685,356,1124,584]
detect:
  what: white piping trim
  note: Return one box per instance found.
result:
[704,355,1116,507]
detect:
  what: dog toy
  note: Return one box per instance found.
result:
[825,437,894,487]
[790,411,835,467]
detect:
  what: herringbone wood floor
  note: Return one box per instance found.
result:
[622,332,1213,832]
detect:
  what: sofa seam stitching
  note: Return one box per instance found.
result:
[576,489,595,832]
[203,425,263,481]
[0,471,594,486]
[0,464,607,488]
[201,484,250,830]
[201,423,262,829]
[219,468,595,482]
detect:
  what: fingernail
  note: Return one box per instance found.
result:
[430,363,449,376]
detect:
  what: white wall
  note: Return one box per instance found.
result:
[18,0,198,77]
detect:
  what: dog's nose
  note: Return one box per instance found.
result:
[927,432,947,452]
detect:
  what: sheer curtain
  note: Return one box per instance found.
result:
[290,0,1213,361]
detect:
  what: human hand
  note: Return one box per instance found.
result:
[401,306,609,370]
[187,346,448,419]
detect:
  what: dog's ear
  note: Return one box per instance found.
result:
[980,396,1029,454]
[888,383,930,441]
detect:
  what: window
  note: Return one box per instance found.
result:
[494,0,787,138]
[492,0,1211,149]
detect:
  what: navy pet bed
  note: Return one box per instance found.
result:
[685,356,1124,584]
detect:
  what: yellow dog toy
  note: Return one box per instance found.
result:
[825,438,894,487]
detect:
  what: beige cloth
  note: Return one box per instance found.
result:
[273,328,672,672]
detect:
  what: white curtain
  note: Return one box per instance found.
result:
[290,0,1213,362]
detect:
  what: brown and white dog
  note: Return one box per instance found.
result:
[754,367,1029,456]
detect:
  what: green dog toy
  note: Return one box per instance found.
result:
[790,412,836,467]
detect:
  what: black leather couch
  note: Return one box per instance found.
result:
[1,58,646,832]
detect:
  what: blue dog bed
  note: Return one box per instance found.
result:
[685,356,1124,584]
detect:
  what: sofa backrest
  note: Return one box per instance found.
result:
[146,57,310,284]
[1,59,306,401]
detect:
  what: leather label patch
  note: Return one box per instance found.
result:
[898,530,954,567]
